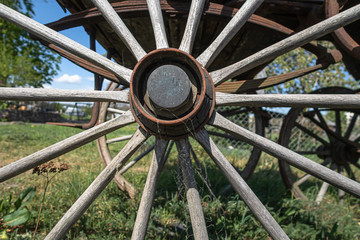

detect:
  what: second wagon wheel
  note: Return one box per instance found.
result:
[1,1,360,239]
[278,87,360,203]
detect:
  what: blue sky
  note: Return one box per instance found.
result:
[32,0,108,90]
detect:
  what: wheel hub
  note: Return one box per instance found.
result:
[331,142,359,165]
[146,64,192,114]
[129,48,215,139]
[316,142,359,166]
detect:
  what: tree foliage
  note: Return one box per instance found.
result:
[0,0,60,87]
[265,42,358,94]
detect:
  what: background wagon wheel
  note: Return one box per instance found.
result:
[278,87,360,203]
[1,1,360,239]
[96,81,142,199]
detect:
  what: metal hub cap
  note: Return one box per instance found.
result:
[129,48,215,139]
[146,64,191,111]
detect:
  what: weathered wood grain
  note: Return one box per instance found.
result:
[131,138,169,240]
[0,88,129,103]
[216,92,360,108]
[146,0,169,49]
[176,139,209,240]
[197,0,263,67]
[195,129,289,240]
[0,111,135,183]
[45,129,149,240]
[211,4,360,85]
[215,64,324,93]
[179,0,206,54]
[91,0,146,61]
[209,112,360,198]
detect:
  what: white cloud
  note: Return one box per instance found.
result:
[55,74,82,83]
[86,76,94,81]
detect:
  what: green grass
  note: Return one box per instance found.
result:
[0,123,359,239]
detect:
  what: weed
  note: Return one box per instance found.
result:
[32,161,69,239]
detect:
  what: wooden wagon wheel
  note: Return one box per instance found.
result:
[278,87,360,203]
[1,1,360,239]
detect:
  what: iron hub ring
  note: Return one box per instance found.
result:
[129,48,215,139]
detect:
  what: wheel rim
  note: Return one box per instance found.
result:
[1,1,360,239]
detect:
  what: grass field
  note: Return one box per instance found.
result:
[0,123,359,239]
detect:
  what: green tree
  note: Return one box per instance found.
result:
[265,42,358,94]
[0,0,60,87]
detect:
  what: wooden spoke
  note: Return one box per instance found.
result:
[44,43,118,83]
[339,188,345,205]
[345,113,358,139]
[45,129,149,240]
[344,163,356,181]
[106,135,133,144]
[146,0,168,49]
[209,112,360,198]
[293,159,330,191]
[197,0,263,67]
[293,174,312,188]
[294,122,329,146]
[315,163,337,204]
[179,0,206,54]
[190,146,216,199]
[312,108,335,142]
[337,166,345,205]
[315,182,330,204]
[0,111,135,183]
[307,111,360,148]
[131,139,169,240]
[195,129,289,240]
[91,0,146,61]
[107,107,127,114]
[118,144,155,175]
[335,110,342,135]
[216,93,360,108]
[313,109,329,127]
[176,139,209,240]
[215,64,324,94]
[0,88,129,103]
[0,4,132,84]
[210,4,360,85]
